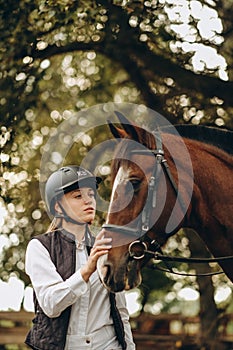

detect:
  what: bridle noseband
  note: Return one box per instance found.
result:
[102,129,233,277]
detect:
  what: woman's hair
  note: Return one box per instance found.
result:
[46,217,62,232]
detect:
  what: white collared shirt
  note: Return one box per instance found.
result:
[25,237,135,350]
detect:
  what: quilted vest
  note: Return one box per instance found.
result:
[25,230,77,350]
[25,229,126,350]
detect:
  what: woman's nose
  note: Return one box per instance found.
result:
[82,194,93,203]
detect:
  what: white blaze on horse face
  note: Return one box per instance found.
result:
[111,166,128,202]
[97,167,130,285]
[107,165,131,219]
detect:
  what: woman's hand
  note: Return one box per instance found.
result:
[80,231,112,282]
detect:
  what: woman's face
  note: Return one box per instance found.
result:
[55,187,96,224]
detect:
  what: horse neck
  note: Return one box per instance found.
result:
[184,139,233,256]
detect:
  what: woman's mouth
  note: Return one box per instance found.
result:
[84,207,95,212]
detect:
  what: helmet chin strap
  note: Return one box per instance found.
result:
[55,202,88,226]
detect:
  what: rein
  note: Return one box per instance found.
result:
[128,240,233,277]
[103,128,233,278]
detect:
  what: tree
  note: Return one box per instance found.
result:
[1,0,233,130]
[0,1,232,348]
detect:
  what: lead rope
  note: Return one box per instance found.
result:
[109,292,127,350]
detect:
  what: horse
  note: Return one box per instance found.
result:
[97,111,233,292]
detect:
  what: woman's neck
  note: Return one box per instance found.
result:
[61,220,87,242]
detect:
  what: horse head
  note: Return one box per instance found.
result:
[97,111,193,292]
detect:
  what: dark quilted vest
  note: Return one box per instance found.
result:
[25,230,79,350]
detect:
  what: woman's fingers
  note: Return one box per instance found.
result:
[91,242,112,256]
[95,230,105,240]
[93,237,112,249]
[81,235,112,282]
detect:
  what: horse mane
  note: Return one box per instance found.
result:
[111,123,233,182]
[163,124,233,156]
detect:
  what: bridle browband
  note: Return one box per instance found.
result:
[102,129,233,277]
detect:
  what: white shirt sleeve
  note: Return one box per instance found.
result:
[116,292,136,350]
[25,239,89,318]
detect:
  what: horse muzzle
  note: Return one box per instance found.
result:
[97,252,141,292]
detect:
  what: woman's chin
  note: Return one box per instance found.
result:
[84,214,95,224]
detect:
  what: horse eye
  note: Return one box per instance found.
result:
[129,179,141,192]
[125,178,141,195]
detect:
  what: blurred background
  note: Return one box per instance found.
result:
[1,0,233,349]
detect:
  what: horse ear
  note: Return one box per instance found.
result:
[113,111,139,141]
[107,119,127,139]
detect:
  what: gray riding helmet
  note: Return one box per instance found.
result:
[45,165,102,215]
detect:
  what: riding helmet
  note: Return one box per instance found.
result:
[45,165,102,215]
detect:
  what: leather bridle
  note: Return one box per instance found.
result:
[103,130,182,250]
[102,130,233,277]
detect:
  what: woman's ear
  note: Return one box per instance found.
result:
[54,201,62,214]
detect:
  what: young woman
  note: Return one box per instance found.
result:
[25,165,135,350]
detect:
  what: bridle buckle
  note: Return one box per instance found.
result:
[128,240,148,260]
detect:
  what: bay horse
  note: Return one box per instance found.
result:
[97,111,233,292]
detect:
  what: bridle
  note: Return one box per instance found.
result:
[103,130,174,237]
[102,130,233,277]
